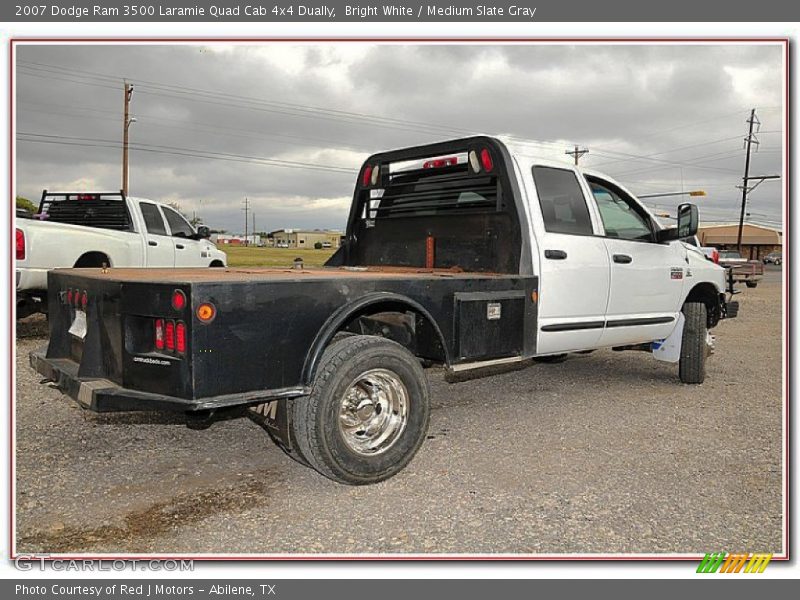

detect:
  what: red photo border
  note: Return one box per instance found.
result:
[7,36,791,563]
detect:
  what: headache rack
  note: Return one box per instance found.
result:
[37,190,133,231]
[343,137,525,274]
[365,165,503,219]
[361,155,504,220]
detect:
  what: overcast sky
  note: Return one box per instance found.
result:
[15,43,784,234]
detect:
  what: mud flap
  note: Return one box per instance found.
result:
[651,313,684,363]
[248,399,295,454]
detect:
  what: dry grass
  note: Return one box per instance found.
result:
[222,246,336,268]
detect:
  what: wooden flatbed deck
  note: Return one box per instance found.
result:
[57,265,515,283]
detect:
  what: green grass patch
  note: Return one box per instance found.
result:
[222,246,336,268]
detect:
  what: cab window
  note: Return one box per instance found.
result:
[162,207,195,238]
[588,179,653,242]
[139,202,167,236]
[532,166,593,235]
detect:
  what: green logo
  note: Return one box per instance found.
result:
[697,552,772,573]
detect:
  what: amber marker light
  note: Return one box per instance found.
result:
[196,302,216,323]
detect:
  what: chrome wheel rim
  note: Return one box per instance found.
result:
[338,368,409,456]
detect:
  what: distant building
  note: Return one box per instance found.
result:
[211,234,262,246]
[698,223,782,260]
[270,229,343,249]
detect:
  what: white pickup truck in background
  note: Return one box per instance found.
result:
[16,191,227,318]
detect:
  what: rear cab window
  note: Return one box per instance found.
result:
[531,166,594,235]
[362,152,499,220]
[139,202,168,236]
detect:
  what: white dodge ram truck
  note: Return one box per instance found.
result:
[33,137,740,485]
[16,191,227,317]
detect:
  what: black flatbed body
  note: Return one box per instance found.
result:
[33,136,540,415]
[34,265,538,413]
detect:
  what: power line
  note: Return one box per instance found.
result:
[16,59,784,182]
[589,135,746,168]
[17,61,473,139]
[20,102,376,153]
[17,132,358,174]
[597,108,754,148]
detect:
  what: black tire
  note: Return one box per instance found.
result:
[746,281,758,288]
[679,302,707,384]
[291,335,430,485]
[533,353,568,363]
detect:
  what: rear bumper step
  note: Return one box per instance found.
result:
[30,348,308,413]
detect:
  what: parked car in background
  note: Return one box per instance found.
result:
[681,235,719,264]
[763,252,782,265]
[701,246,720,264]
[718,250,764,288]
[16,191,227,318]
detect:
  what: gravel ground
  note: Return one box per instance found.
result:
[15,270,783,556]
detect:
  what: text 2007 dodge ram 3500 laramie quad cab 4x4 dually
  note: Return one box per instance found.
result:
[32,137,739,485]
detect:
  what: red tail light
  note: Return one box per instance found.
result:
[480,148,494,172]
[712,249,720,264]
[155,319,165,350]
[362,165,373,187]
[66,289,74,305]
[171,289,187,311]
[16,229,25,260]
[423,157,458,169]
[176,322,187,353]
[165,320,175,351]
[80,290,88,310]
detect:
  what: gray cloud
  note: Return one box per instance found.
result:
[15,43,784,233]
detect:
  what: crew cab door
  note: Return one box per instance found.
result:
[138,201,175,267]
[527,165,611,354]
[161,205,204,267]
[586,176,686,346]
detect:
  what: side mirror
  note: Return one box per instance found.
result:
[196,226,211,239]
[676,203,699,238]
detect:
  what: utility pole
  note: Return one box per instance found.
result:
[242,197,250,246]
[565,145,589,165]
[122,81,134,196]
[737,109,758,254]
[252,213,256,242]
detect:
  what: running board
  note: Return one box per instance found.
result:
[449,356,526,373]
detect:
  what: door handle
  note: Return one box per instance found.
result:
[148,241,157,247]
[176,244,185,250]
[544,249,568,260]
[613,254,633,264]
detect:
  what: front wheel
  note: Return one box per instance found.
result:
[291,335,431,485]
[746,281,758,288]
[679,302,708,384]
